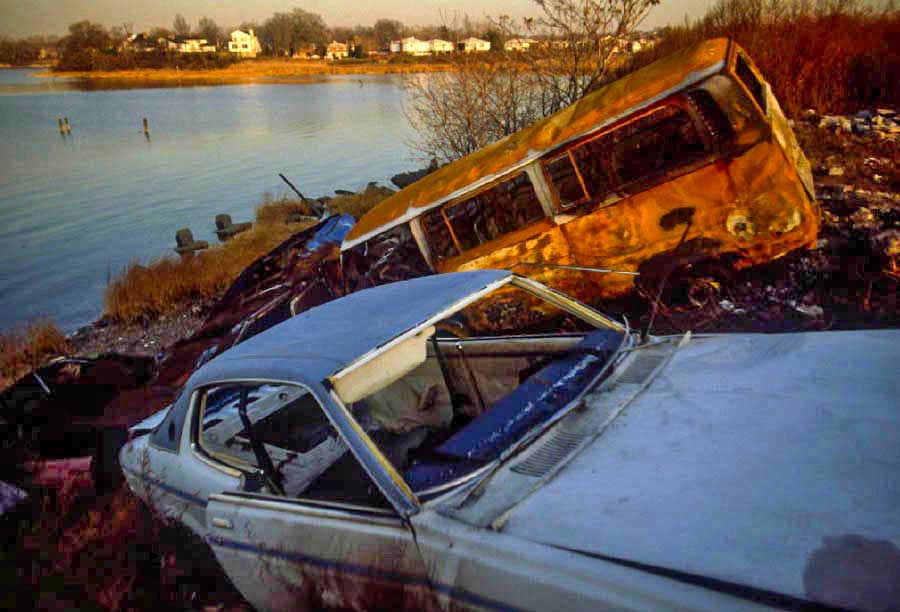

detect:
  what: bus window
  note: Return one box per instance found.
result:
[423,173,544,260]
[545,154,588,206]
[545,102,714,209]
[570,137,614,201]
[343,223,431,290]
[736,53,766,113]
[608,105,706,186]
[421,207,456,261]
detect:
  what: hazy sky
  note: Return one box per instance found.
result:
[0,0,715,38]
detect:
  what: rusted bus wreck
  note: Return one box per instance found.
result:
[340,38,820,303]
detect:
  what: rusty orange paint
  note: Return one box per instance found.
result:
[344,38,734,246]
[451,137,819,305]
[344,38,819,308]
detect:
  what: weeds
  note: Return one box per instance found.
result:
[102,184,394,325]
[618,0,899,116]
[329,183,396,219]
[0,320,72,388]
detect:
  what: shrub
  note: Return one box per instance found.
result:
[616,0,899,116]
[0,320,72,388]
[56,50,237,72]
[103,202,315,324]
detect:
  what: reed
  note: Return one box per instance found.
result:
[102,184,394,325]
[0,320,72,388]
[617,0,899,116]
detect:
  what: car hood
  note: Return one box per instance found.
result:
[494,330,900,611]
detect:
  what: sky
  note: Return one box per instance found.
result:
[0,0,716,38]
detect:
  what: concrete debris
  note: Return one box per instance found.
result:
[718,299,746,315]
[815,108,899,141]
[790,301,825,318]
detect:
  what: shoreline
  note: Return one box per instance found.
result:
[34,58,455,84]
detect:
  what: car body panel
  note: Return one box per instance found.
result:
[496,330,900,611]
[120,273,899,611]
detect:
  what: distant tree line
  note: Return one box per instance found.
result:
[0,8,515,71]
[0,35,59,66]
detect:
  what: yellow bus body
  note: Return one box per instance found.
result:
[341,38,819,304]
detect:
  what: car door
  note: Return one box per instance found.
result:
[133,387,243,536]
[195,381,441,612]
[206,492,437,611]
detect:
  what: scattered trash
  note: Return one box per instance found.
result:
[719,299,746,315]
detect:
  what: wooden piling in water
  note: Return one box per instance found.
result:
[143,117,149,135]
[63,117,71,133]
[58,117,65,134]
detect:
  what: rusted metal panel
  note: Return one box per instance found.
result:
[155,215,354,391]
[343,38,732,247]
[452,140,818,306]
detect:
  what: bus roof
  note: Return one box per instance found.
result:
[343,38,732,249]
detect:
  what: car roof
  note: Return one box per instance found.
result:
[186,270,511,391]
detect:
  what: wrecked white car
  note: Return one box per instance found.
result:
[121,270,900,611]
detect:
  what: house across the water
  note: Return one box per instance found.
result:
[458,37,491,53]
[164,36,217,53]
[326,41,350,60]
[228,29,261,58]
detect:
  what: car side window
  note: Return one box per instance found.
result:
[196,382,388,506]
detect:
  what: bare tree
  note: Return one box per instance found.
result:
[173,14,191,37]
[506,0,661,111]
[373,19,404,50]
[198,17,223,46]
[405,0,662,162]
[404,55,553,163]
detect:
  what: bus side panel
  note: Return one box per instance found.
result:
[443,140,818,304]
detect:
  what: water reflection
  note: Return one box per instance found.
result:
[0,69,419,332]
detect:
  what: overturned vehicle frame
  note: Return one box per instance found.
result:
[121,271,899,611]
[341,38,819,304]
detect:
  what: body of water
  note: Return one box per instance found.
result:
[0,68,418,333]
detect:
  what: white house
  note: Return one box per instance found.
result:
[391,37,432,55]
[123,33,156,53]
[165,36,217,53]
[429,39,454,54]
[326,41,349,60]
[457,37,491,53]
[503,38,537,52]
[228,29,261,58]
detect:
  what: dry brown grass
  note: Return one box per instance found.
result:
[0,320,72,388]
[102,184,396,325]
[329,183,396,219]
[40,57,455,84]
[103,204,314,325]
[619,1,899,116]
[253,196,315,225]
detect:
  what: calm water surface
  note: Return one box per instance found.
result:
[0,69,418,333]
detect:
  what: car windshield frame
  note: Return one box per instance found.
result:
[326,274,628,509]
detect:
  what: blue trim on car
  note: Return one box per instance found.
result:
[210,536,522,612]
[122,466,207,507]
